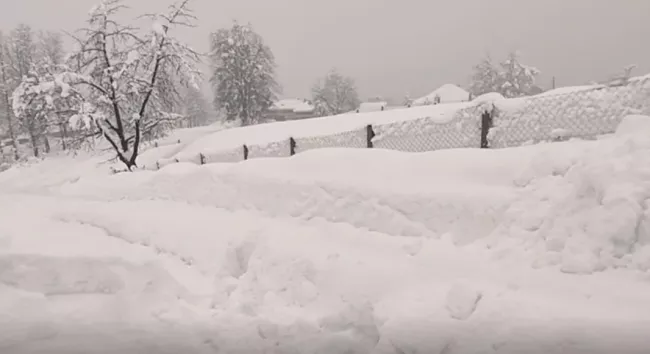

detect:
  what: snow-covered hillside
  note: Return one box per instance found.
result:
[1,114,650,353]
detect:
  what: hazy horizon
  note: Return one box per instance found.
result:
[2,0,650,102]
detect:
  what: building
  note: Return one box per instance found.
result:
[264,99,317,121]
[356,101,388,113]
[411,84,471,106]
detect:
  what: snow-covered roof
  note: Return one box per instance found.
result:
[358,101,387,113]
[269,99,315,113]
[413,84,470,106]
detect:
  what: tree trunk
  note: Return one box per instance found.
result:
[1,83,18,160]
[28,129,39,158]
[60,123,68,151]
[43,134,51,154]
[3,96,19,160]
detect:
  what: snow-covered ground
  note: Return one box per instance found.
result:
[1,116,650,353]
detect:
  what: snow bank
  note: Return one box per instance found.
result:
[8,191,649,353]
[473,92,505,103]
[488,117,650,273]
[0,195,214,353]
[535,84,601,97]
[0,153,113,194]
[615,114,650,136]
[0,122,231,190]
[62,146,538,242]
[57,122,650,273]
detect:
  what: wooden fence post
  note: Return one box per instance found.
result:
[289,137,296,156]
[243,144,249,160]
[199,153,205,165]
[366,124,375,148]
[480,109,493,148]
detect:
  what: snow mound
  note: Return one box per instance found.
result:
[535,84,600,97]
[445,282,482,320]
[472,92,505,104]
[615,114,650,136]
[494,125,650,273]
[4,122,650,352]
[53,125,650,272]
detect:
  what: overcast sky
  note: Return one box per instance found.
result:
[1,0,649,101]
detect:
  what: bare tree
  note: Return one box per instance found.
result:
[469,53,501,97]
[0,31,19,160]
[20,0,202,170]
[36,31,65,67]
[311,68,360,116]
[209,22,279,126]
[181,85,210,128]
[469,51,540,98]
[5,24,43,156]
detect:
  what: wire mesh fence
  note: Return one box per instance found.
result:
[203,146,244,164]
[294,128,367,153]
[151,75,650,170]
[247,140,291,159]
[373,104,485,152]
[489,76,650,148]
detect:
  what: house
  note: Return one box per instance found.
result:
[411,84,471,106]
[356,101,388,113]
[264,99,317,121]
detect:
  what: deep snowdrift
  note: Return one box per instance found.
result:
[54,119,650,274]
[1,116,650,353]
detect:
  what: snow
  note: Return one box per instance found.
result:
[445,282,483,320]
[412,83,470,106]
[616,114,650,136]
[472,91,505,103]
[2,114,650,352]
[536,84,601,97]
